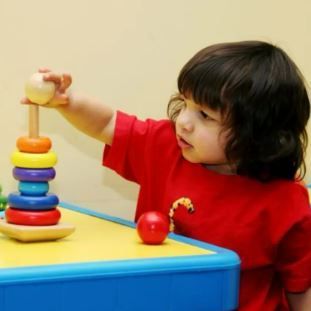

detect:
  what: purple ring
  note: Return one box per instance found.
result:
[13,167,56,182]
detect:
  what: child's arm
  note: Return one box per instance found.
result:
[287,288,311,310]
[23,70,116,145]
[56,92,116,145]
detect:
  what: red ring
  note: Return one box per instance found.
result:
[5,207,61,226]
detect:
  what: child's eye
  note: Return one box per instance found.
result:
[200,110,211,119]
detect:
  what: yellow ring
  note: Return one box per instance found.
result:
[11,151,57,168]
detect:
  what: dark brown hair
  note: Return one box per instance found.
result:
[168,41,310,181]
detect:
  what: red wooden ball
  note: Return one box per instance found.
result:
[136,211,170,245]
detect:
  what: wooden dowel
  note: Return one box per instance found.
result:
[28,105,39,138]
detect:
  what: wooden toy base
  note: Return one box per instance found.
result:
[0,219,75,242]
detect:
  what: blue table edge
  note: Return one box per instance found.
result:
[0,201,240,284]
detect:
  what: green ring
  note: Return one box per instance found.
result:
[0,195,7,211]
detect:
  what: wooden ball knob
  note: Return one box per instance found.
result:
[25,72,55,105]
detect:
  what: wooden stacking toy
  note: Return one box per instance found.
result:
[0,73,75,242]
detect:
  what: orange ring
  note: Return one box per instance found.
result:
[16,136,52,153]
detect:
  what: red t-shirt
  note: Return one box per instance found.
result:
[103,111,311,310]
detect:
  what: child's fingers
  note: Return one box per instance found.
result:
[37,69,72,94]
[58,74,72,93]
[38,68,51,73]
[45,74,72,94]
[20,97,32,105]
[42,73,62,85]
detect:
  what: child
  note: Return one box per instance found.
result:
[25,41,311,310]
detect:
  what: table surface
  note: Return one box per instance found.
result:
[0,205,214,269]
[1,186,309,270]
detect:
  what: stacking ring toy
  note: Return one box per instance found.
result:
[5,207,61,226]
[13,167,56,182]
[16,136,52,153]
[11,151,57,168]
[8,192,59,210]
[18,181,49,196]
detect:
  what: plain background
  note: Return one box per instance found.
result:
[0,0,310,220]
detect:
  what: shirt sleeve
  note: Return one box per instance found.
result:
[103,110,174,184]
[103,111,141,182]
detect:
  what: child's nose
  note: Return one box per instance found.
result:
[177,110,194,132]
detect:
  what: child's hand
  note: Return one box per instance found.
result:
[22,68,72,108]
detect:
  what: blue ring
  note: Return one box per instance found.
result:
[8,192,59,210]
[13,167,56,182]
[18,181,49,196]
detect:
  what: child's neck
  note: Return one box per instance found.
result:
[203,163,236,175]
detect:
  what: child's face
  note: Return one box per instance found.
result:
[175,96,230,170]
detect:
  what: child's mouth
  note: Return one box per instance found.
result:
[177,136,192,149]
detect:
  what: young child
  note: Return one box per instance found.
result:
[25,41,311,310]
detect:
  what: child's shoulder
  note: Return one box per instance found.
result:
[260,179,310,212]
[269,179,309,198]
[235,176,310,211]
[247,179,310,230]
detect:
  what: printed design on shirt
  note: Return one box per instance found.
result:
[169,197,195,232]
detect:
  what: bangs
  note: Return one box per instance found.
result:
[176,41,266,112]
[177,55,234,112]
[178,62,225,110]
